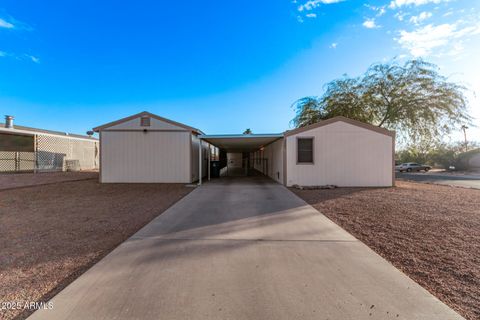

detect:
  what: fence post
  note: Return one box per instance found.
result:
[34,134,38,174]
[15,152,19,172]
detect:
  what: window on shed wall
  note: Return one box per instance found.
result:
[297,138,313,163]
[140,116,151,127]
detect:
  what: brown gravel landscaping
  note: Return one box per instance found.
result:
[0,173,192,320]
[291,180,480,320]
[0,171,98,191]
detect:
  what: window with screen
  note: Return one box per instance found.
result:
[297,138,313,163]
[140,116,151,127]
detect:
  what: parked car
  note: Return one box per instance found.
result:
[396,162,431,172]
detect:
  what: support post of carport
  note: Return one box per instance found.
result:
[208,143,211,181]
[198,139,202,185]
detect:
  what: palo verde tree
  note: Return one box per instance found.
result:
[291,60,471,143]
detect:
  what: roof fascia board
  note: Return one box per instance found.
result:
[93,111,203,134]
[198,134,284,139]
[0,127,97,142]
[284,116,395,138]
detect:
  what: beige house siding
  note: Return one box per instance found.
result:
[227,153,243,168]
[101,130,191,183]
[250,139,283,184]
[261,139,284,183]
[286,121,393,187]
[191,134,209,182]
[252,149,263,173]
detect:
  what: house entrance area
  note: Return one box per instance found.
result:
[198,133,284,183]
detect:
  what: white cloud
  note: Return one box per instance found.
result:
[363,18,379,29]
[0,18,14,29]
[0,51,40,63]
[409,11,432,24]
[395,11,406,21]
[378,7,387,16]
[397,22,480,56]
[330,42,338,48]
[28,55,40,63]
[298,0,343,12]
[305,13,317,18]
[365,4,387,16]
[389,0,448,9]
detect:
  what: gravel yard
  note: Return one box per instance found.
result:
[0,171,98,191]
[0,174,192,320]
[291,180,480,320]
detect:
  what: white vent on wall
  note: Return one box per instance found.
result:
[140,117,151,127]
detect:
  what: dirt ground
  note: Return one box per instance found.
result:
[0,173,192,320]
[0,171,98,191]
[291,181,480,320]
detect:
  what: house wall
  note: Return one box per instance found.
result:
[227,153,243,168]
[252,149,264,173]
[191,134,209,182]
[252,139,283,183]
[285,121,393,187]
[101,130,190,183]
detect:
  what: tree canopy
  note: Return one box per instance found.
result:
[291,60,471,143]
[243,128,252,134]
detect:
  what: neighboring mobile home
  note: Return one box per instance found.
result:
[94,111,395,187]
[0,115,99,173]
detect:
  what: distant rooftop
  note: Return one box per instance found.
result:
[0,123,97,140]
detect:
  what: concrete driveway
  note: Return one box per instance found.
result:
[30,176,463,320]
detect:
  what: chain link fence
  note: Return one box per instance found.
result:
[0,151,35,172]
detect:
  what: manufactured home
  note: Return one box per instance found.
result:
[0,115,99,173]
[93,111,395,187]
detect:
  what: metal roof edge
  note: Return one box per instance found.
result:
[0,125,98,141]
[198,133,284,139]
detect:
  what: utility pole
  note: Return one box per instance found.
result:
[461,125,468,153]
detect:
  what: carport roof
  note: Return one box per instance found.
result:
[199,133,284,153]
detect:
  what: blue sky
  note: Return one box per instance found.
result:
[1,0,479,141]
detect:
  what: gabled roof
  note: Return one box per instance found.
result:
[284,116,395,138]
[92,111,204,134]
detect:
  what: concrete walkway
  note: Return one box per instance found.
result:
[30,176,463,320]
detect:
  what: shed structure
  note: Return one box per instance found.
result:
[93,112,209,183]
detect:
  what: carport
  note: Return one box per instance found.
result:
[197,133,283,185]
